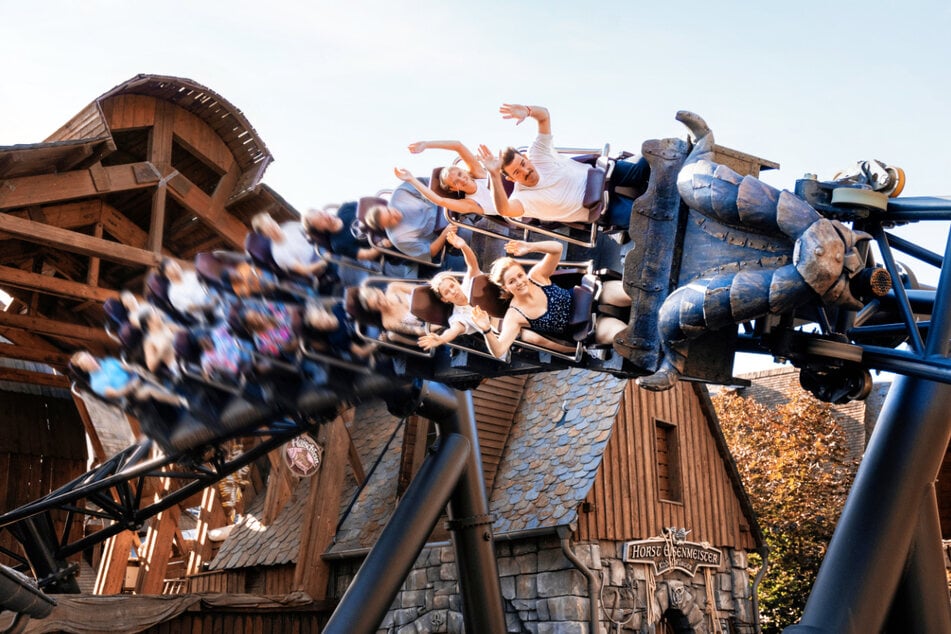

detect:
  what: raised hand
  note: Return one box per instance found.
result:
[407,141,427,154]
[417,333,443,350]
[478,145,502,173]
[504,240,532,257]
[471,305,492,332]
[446,230,466,250]
[500,103,530,125]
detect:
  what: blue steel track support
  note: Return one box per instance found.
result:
[786,229,951,633]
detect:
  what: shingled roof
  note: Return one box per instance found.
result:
[488,368,626,535]
[327,368,626,554]
[210,401,403,569]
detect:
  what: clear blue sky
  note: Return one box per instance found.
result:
[1,0,948,372]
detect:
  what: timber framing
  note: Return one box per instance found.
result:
[0,74,298,368]
[0,75,305,604]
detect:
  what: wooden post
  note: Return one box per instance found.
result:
[261,449,296,526]
[93,529,135,595]
[185,485,228,577]
[293,415,349,599]
[134,503,181,594]
[87,221,103,286]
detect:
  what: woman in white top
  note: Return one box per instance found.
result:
[393,140,500,217]
[417,232,492,351]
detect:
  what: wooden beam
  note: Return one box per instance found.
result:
[148,102,173,255]
[38,249,85,282]
[262,449,297,526]
[87,221,103,286]
[135,499,180,594]
[185,485,228,577]
[16,200,103,229]
[0,325,67,353]
[0,264,118,303]
[0,343,71,367]
[0,310,114,346]
[167,173,248,249]
[344,412,366,484]
[0,162,161,210]
[0,213,162,268]
[0,366,69,388]
[293,415,349,599]
[93,529,136,595]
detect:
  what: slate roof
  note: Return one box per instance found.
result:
[326,402,405,555]
[487,368,626,535]
[210,401,403,569]
[216,368,628,563]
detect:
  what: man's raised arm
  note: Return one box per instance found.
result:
[500,103,551,135]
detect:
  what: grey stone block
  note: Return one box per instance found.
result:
[404,568,429,591]
[439,562,457,581]
[498,556,520,577]
[537,622,586,634]
[501,575,516,600]
[537,570,586,597]
[546,596,589,621]
[516,573,539,599]
[537,548,571,572]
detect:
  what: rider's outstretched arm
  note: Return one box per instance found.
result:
[408,140,486,180]
[500,104,551,135]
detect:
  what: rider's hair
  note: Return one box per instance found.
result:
[364,204,389,231]
[500,147,522,178]
[429,271,457,301]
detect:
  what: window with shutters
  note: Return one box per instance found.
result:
[655,420,682,503]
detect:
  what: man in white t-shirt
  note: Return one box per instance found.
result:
[480,103,650,227]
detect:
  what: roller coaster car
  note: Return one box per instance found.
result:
[303,207,380,275]
[467,271,596,363]
[443,146,634,248]
[194,251,311,303]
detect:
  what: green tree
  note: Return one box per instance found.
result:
[711,390,858,633]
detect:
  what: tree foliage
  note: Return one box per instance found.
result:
[712,390,859,632]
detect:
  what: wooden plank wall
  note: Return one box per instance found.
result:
[187,565,297,596]
[577,382,757,550]
[472,375,528,493]
[0,393,88,567]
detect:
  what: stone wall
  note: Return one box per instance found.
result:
[331,535,756,633]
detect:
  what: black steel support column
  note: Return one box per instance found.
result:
[324,383,506,634]
[324,431,470,634]
[787,231,951,633]
[8,517,79,594]
[430,383,507,634]
[884,483,951,633]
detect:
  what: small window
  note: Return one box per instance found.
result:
[655,420,682,502]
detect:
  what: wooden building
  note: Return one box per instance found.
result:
[0,73,302,626]
[187,370,764,634]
